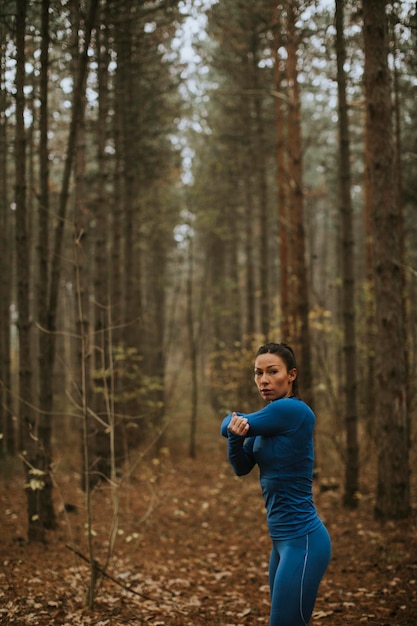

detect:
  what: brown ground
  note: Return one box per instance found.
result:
[1,431,417,626]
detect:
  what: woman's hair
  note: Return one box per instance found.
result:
[256,342,298,397]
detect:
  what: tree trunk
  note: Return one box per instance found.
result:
[35,0,99,521]
[253,74,270,339]
[274,3,290,341]
[36,0,56,530]
[335,0,359,508]
[15,0,43,542]
[119,14,141,348]
[92,3,112,478]
[208,229,227,413]
[364,127,376,438]
[241,67,256,342]
[114,5,143,430]
[69,0,95,489]
[286,0,313,406]
[0,25,13,455]
[391,22,409,424]
[362,0,409,519]
[187,235,198,459]
[145,192,168,440]
[243,172,256,340]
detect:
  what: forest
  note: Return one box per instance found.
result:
[0,0,416,624]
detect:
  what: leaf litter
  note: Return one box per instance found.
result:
[1,440,417,625]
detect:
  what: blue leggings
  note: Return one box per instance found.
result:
[269,524,331,626]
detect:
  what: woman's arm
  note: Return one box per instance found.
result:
[243,398,304,437]
[221,413,255,475]
[222,399,301,440]
[227,433,256,476]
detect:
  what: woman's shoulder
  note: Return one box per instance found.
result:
[273,397,315,420]
[273,396,306,407]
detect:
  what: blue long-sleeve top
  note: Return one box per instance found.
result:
[221,397,322,540]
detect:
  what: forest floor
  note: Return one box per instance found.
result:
[1,427,417,626]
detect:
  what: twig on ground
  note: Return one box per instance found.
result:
[66,543,154,601]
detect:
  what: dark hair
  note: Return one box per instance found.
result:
[256,342,298,396]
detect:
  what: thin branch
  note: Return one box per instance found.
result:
[66,544,154,601]
[65,543,188,617]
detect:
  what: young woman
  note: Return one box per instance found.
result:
[221,342,331,626]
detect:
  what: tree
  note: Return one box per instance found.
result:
[15,0,44,541]
[32,0,99,537]
[285,0,313,406]
[335,0,359,508]
[362,0,409,519]
[273,3,290,340]
[186,230,198,458]
[0,7,13,456]
[91,0,113,480]
[36,0,56,531]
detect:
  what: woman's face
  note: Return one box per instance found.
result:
[254,353,296,402]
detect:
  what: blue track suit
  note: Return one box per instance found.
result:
[221,397,331,626]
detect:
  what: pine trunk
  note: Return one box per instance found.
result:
[16,0,44,542]
[37,0,56,530]
[286,1,313,406]
[0,25,13,455]
[336,0,359,508]
[363,0,410,519]
[274,4,290,340]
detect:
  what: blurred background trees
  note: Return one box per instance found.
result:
[0,0,415,540]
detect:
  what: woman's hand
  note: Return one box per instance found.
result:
[227,412,250,436]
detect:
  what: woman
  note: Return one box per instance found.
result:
[221,342,331,626]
